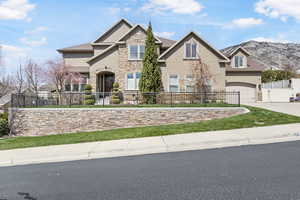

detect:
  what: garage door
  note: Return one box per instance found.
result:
[226,83,256,103]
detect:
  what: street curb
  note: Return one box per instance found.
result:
[1,123,300,167]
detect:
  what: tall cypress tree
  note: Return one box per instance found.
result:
[139,22,162,103]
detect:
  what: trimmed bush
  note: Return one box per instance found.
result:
[0,113,9,137]
[110,82,121,104]
[84,84,95,105]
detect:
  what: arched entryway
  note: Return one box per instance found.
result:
[96,71,115,93]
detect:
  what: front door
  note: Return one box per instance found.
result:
[97,72,115,93]
[104,74,115,92]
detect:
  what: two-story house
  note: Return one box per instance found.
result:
[58,19,265,103]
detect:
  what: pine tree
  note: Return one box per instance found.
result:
[139,22,162,104]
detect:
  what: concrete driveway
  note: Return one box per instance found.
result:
[246,102,300,117]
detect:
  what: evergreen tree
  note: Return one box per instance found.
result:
[139,22,162,104]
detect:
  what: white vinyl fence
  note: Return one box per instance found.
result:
[262,80,291,89]
[262,78,300,102]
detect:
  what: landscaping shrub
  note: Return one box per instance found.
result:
[110,82,121,104]
[0,112,9,137]
[84,84,95,105]
[262,70,294,83]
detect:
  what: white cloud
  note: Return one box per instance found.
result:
[154,31,175,39]
[0,0,35,20]
[226,18,264,28]
[255,0,300,21]
[0,44,29,72]
[142,0,204,15]
[25,26,48,34]
[107,7,132,15]
[20,37,47,47]
[247,37,291,43]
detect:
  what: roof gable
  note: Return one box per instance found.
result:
[117,25,162,44]
[158,32,229,62]
[93,19,133,43]
[228,46,250,58]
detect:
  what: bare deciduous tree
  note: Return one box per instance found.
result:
[24,59,43,96]
[190,55,214,93]
[0,75,14,97]
[14,63,26,94]
[44,59,82,104]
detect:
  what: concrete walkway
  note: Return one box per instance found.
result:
[1,123,300,167]
[247,102,300,117]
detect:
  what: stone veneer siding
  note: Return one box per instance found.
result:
[10,107,248,136]
[89,28,147,92]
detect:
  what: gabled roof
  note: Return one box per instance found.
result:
[158,32,230,62]
[222,46,250,58]
[87,25,165,64]
[57,43,93,53]
[117,24,162,44]
[93,18,133,43]
[226,56,267,72]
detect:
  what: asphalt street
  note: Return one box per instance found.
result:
[1,141,300,200]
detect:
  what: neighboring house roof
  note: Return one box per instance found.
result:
[157,37,176,48]
[93,19,133,43]
[57,43,93,53]
[226,57,267,72]
[222,46,250,58]
[158,31,230,62]
[38,84,56,92]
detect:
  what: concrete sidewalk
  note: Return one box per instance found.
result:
[1,123,300,167]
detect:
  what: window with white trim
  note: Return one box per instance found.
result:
[234,56,244,68]
[126,72,141,90]
[185,75,194,92]
[185,42,197,59]
[169,75,179,92]
[129,45,145,60]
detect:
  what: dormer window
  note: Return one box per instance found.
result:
[185,41,197,59]
[234,56,245,68]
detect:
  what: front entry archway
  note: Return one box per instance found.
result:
[97,72,115,93]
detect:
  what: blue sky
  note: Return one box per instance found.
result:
[1,0,300,73]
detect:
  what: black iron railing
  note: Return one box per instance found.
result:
[11,91,240,108]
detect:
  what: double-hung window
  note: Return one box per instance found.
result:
[234,56,244,68]
[126,72,141,90]
[129,45,145,60]
[169,75,179,92]
[185,42,197,59]
[185,75,194,92]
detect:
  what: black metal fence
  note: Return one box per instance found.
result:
[11,91,240,108]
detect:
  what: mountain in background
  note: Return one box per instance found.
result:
[222,41,300,72]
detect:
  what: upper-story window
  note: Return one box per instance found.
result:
[234,56,245,68]
[129,45,145,60]
[185,42,197,59]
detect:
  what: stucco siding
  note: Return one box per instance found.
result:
[98,22,131,43]
[89,46,120,91]
[226,71,261,86]
[162,34,226,92]
[93,45,110,55]
[63,52,93,67]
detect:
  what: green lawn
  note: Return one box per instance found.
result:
[1,106,300,151]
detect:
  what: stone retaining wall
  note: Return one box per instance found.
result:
[10,107,248,136]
